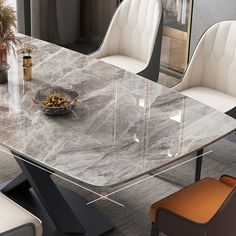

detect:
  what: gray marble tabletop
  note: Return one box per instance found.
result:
[0,34,236,187]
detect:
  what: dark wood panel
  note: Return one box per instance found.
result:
[80,0,119,46]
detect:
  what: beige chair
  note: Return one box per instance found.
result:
[90,0,163,82]
[0,193,43,236]
[173,21,236,115]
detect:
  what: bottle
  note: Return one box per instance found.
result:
[23,56,32,81]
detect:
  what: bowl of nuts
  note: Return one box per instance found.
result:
[34,86,79,115]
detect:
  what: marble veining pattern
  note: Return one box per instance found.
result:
[0,34,236,187]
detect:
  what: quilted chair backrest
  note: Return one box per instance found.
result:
[101,0,162,63]
[184,21,236,97]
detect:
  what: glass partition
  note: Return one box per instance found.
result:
[161,0,193,75]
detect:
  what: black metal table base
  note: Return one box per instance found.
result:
[0,152,113,236]
[0,181,113,236]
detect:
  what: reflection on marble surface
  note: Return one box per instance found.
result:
[0,34,235,187]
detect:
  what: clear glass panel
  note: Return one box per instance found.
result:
[161,0,192,74]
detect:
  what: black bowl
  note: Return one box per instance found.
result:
[34,86,79,115]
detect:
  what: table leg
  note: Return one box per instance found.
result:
[16,157,85,234]
[225,106,236,119]
[195,148,203,182]
[1,172,31,194]
[1,152,113,235]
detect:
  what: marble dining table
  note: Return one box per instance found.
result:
[0,34,236,235]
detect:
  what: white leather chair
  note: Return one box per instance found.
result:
[173,21,236,115]
[90,0,163,82]
[0,193,43,236]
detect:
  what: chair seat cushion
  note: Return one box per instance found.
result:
[0,193,43,236]
[99,55,146,74]
[149,178,232,224]
[180,87,236,113]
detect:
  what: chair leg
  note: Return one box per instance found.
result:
[150,223,160,236]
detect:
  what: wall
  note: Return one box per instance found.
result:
[190,0,236,58]
[80,0,118,46]
[16,0,120,46]
[16,0,31,35]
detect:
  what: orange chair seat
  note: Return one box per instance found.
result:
[150,177,233,224]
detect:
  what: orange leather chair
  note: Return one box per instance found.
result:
[149,175,236,236]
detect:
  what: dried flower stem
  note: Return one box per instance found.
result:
[0,0,19,61]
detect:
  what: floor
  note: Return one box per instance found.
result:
[0,74,235,235]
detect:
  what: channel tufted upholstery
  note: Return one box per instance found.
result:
[90,0,163,82]
[173,21,236,114]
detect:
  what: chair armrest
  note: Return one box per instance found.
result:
[156,208,207,236]
[220,175,236,188]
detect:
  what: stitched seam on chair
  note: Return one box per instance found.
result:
[223,22,234,95]
[202,26,217,61]
[223,22,233,59]
[214,22,232,62]
[127,0,142,58]
[109,5,121,55]
[186,22,234,89]
[139,0,151,61]
[130,0,143,59]
[201,24,220,88]
[146,1,160,65]
[105,2,123,56]
[210,21,232,85]
[189,36,206,87]
[228,25,236,96]
[212,22,232,92]
[209,26,219,61]
[114,5,122,56]
[209,23,231,92]
[140,0,150,61]
[146,0,158,63]
[118,0,132,54]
